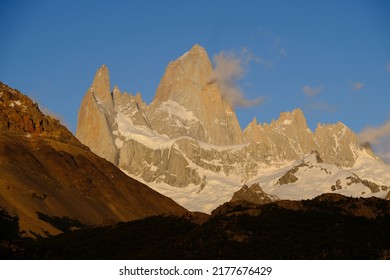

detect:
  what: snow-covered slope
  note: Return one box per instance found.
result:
[122,150,389,214]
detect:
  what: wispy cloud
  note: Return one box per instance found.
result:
[353,82,364,90]
[251,27,287,67]
[272,37,287,58]
[351,81,364,91]
[302,85,323,97]
[359,119,390,145]
[241,47,273,68]
[211,51,263,108]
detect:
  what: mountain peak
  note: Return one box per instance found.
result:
[91,64,112,106]
[188,44,207,56]
[154,44,213,104]
[147,45,243,145]
[277,108,308,129]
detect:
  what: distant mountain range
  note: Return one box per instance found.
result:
[76,44,390,213]
[1,45,389,260]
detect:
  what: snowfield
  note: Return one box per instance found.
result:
[123,149,389,214]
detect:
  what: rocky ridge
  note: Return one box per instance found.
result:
[230,183,279,205]
[0,82,80,146]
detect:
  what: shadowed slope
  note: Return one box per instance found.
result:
[0,82,186,237]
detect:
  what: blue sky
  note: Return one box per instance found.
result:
[1,0,390,154]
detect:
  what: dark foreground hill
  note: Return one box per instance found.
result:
[2,194,390,260]
[0,81,186,238]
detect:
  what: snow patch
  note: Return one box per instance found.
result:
[115,138,124,149]
[158,100,198,122]
[116,111,175,150]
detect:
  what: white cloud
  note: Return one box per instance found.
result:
[211,51,263,108]
[302,85,323,97]
[359,119,390,145]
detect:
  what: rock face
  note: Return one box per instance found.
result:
[149,44,243,145]
[75,44,381,203]
[230,183,279,204]
[243,109,365,167]
[244,109,315,162]
[76,65,118,164]
[0,82,186,237]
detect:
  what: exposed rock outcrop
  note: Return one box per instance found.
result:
[76,65,118,164]
[0,82,80,146]
[230,183,279,204]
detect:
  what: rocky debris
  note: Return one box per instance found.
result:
[230,183,279,204]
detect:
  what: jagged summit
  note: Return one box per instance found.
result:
[91,64,112,105]
[153,44,213,104]
[75,45,382,201]
[277,108,308,128]
[149,44,243,145]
